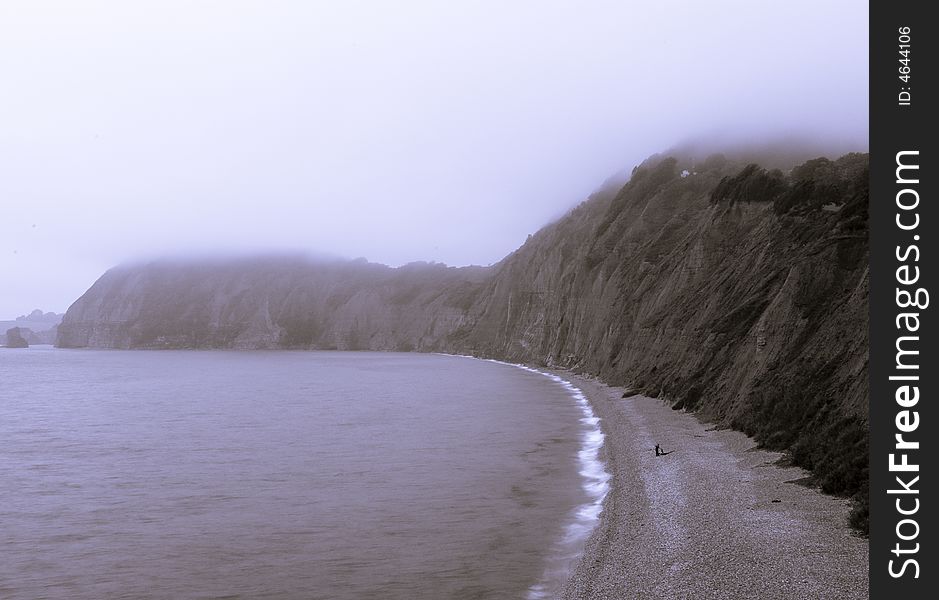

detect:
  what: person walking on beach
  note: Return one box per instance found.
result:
[654,443,661,456]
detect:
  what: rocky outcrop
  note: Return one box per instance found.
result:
[1,310,62,342]
[3,326,58,345]
[57,151,870,527]
[4,327,29,348]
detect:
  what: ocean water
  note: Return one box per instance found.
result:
[0,348,607,599]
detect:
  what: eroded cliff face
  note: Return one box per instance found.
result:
[58,151,870,526]
[458,153,869,527]
[58,258,488,352]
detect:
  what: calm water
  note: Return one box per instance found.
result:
[0,348,603,599]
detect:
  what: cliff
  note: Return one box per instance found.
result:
[57,257,489,351]
[58,151,870,528]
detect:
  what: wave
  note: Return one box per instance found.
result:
[435,354,610,599]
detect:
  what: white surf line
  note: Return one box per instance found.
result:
[435,354,611,599]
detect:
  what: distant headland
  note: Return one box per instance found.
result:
[1,309,63,347]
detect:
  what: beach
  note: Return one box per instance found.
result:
[558,372,869,600]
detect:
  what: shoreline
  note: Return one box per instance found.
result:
[460,358,612,599]
[554,371,869,600]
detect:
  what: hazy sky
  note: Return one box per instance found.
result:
[1,0,868,317]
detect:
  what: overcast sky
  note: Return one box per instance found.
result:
[0,0,867,317]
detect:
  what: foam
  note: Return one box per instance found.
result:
[435,354,610,599]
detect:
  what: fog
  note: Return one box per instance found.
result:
[0,0,867,317]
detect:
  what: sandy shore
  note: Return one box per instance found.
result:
[556,372,868,600]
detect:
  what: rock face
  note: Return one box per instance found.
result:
[57,151,870,526]
[58,258,489,351]
[4,327,29,348]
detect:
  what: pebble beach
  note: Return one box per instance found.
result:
[557,373,869,600]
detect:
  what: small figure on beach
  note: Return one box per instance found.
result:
[654,443,674,457]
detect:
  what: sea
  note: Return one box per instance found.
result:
[0,348,608,599]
